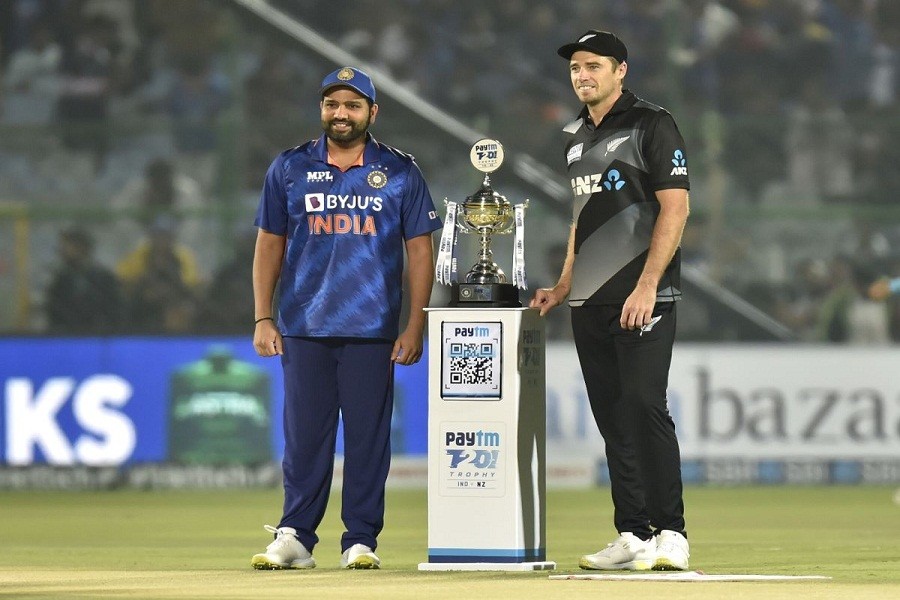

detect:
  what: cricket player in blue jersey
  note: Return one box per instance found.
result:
[250,66,441,570]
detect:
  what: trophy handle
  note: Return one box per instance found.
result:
[493,200,528,235]
[445,197,473,234]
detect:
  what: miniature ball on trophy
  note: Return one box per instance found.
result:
[435,139,528,307]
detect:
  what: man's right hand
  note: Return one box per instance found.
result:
[530,287,566,316]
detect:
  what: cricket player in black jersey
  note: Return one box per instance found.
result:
[531,30,691,571]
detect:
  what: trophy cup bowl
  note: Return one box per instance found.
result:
[457,177,515,285]
[461,196,512,232]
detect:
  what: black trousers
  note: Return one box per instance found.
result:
[571,302,686,539]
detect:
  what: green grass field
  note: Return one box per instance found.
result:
[0,486,898,599]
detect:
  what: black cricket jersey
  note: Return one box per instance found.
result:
[563,89,690,306]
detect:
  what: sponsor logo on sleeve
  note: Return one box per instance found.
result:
[566,143,584,165]
[670,149,688,176]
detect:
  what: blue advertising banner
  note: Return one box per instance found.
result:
[0,338,429,466]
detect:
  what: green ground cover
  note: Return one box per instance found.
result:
[0,486,897,599]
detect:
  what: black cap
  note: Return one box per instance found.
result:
[557,30,628,63]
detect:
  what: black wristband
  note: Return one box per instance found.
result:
[254,316,274,325]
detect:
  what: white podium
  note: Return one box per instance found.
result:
[418,307,555,571]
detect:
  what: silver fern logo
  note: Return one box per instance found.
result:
[605,135,630,156]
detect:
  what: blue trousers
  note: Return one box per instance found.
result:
[278,337,394,553]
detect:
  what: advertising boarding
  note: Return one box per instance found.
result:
[2,338,899,485]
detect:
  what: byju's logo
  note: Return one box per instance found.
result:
[670,150,688,176]
[305,193,325,212]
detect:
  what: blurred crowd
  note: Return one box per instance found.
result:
[0,0,898,341]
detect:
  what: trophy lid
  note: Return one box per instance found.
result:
[462,138,511,231]
[470,138,504,174]
[465,174,508,206]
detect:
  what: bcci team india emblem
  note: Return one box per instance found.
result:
[367,170,387,188]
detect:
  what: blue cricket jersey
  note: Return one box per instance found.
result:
[254,133,441,339]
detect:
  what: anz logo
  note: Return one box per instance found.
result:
[670,150,688,176]
[570,169,626,196]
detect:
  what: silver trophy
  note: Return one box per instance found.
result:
[435,139,528,307]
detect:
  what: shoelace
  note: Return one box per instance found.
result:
[657,535,684,554]
[617,536,635,549]
[598,538,627,555]
[263,524,295,550]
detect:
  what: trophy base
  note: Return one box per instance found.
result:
[449,283,521,308]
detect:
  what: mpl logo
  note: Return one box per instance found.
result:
[305,193,325,212]
[4,375,136,465]
[670,149,688,176]
[306,171,333,182]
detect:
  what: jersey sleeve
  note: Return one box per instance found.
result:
[644,112,691,192]
[253,154,289,235]
[400,160,442,239]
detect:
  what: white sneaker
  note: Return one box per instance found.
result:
[579,532,655,570]
[653,530,689,571]
[340,543,380,569]
[251,525,316,570]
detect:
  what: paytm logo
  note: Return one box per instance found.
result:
[4,375,136,465]
[453,326,489,337]
[446,429,501,447]
[305,193,325,212]
[444,430,501,470]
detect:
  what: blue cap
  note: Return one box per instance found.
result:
[320,67,376,103]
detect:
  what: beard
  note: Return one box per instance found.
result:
[322,114,370,145]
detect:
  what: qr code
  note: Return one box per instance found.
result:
[449,343,493,385]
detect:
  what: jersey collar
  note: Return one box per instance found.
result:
[579,89,638,129]
[310,132,382,166]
